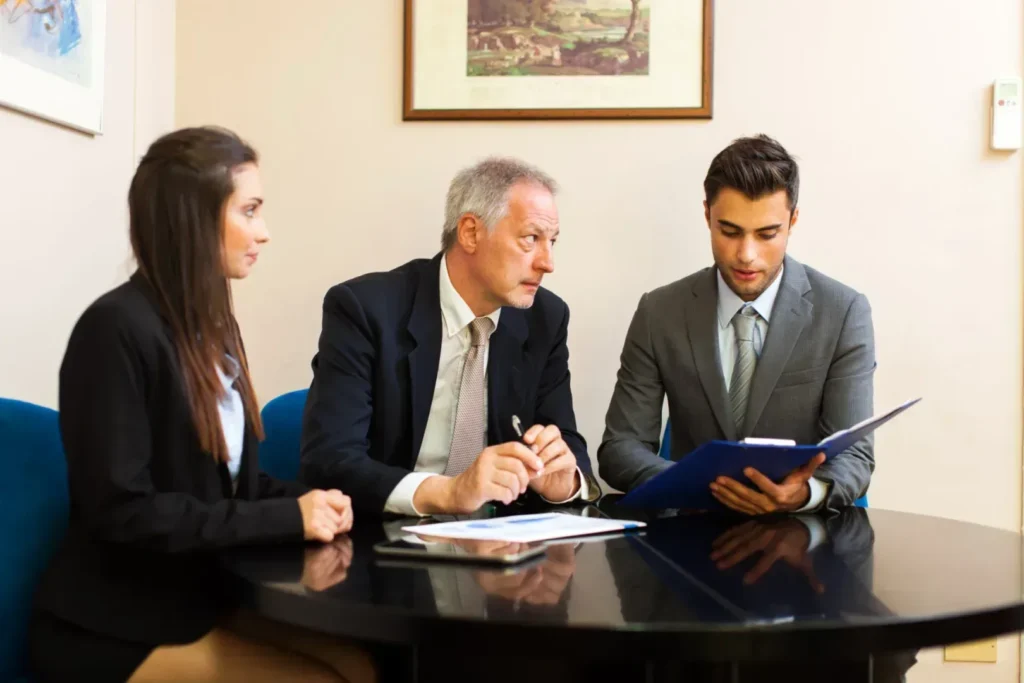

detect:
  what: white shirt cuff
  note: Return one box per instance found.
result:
[795,476,828,513]
[795,515,827,552]
[538,466,588,504]
[383,473,438,517]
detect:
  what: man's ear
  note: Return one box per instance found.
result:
[789,207,800,233]
[457,214,482,254]
[703,200,711,229]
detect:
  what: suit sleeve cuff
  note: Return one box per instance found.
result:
[384,473,438,517]
[538,467,588,504]
[795,476,828,513]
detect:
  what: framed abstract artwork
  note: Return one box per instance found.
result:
[0,0,106,134]
[404,0,713,120]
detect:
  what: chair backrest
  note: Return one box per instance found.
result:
[259,389,309,481]
[658,420,868,508]
[0,398,68,680]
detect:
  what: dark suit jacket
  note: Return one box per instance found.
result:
[599,257,875,511]
[33,273,309,646]
[300,253,596,513]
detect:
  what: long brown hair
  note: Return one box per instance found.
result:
[128,126,264,462]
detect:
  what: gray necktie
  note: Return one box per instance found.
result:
[729,307,760,435]
[444,317,494,476]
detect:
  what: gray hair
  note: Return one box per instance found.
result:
[441,157,558,252]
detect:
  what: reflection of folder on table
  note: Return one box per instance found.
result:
[620,398,921,510]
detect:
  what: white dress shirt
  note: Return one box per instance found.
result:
[715,268,827,515]
[384,256,587,516]
[215,355,245,488]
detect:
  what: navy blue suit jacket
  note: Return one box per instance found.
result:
[300,253,593,513]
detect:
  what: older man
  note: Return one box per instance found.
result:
[300,157,599,515]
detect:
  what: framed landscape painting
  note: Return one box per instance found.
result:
[0,0,106,134]
[404,0,713,120]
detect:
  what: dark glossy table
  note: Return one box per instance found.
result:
[222,501,1024,682]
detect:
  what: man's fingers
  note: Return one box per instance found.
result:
[484,479,519,505]
[492,455,532,490]
[805,453,826,474]
[712,488,761,516]
[539,451,576,476]
[522,424,545,444]
[491,469,524,499]
[744,468,782,498]
[529,425,562,455]
[535,436,568,465]
[492,442,545,473]
[714,477,775,513]
[793,453,827,481]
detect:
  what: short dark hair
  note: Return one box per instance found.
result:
[703,134,799,211]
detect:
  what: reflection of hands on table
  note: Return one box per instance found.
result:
[300,535,354,592]
[473,543,576,606]
[710,519,824,593]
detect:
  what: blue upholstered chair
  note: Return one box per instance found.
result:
[0,398,68,682]
[258,389,309,482]
[657,421,868,508]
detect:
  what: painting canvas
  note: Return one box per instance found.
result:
[467,0,650,77]
[0,0,106,133]
[405,0,711,120]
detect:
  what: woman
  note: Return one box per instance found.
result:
[28,127,374,682]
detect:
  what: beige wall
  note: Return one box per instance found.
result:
[0,0,176,407]
[176,2,1022,680]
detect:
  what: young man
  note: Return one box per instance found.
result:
[599,135,875,514]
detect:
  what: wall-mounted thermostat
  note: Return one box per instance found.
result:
[991,77,1022,150]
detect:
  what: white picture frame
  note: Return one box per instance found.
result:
[0,0,106,134]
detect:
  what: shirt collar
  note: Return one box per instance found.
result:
[216,354,240,390]
[716,265,784,329]
[439,254,501,339]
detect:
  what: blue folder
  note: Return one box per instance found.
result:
[620,398,921,510]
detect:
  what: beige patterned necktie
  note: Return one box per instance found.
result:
[729,306,760,435]
[444,317,494,476]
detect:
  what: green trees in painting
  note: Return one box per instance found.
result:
[467,1,651,77]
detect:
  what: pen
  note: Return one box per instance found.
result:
[512,415,524,440]
[512,415,542,480]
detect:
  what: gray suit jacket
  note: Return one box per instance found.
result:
[598,257,875,512]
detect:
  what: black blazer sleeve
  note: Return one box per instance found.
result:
[257,472,310,499]
[535,303,591,475]
[60,304,304,553]
[300,284,411,511]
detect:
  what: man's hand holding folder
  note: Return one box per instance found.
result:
[710,453,826,515]
[619,398,921,513]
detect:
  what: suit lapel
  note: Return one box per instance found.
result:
[407,256,444,466]
[487,309,527,443]
[685,269,735,441]
[743,258,812,435]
